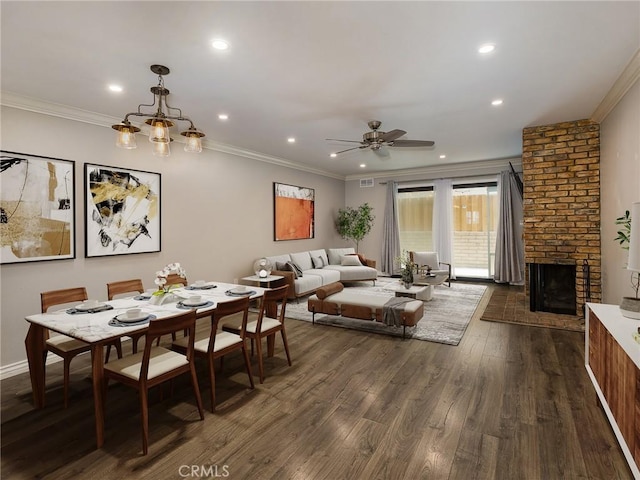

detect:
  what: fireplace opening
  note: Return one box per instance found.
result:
[529,263,576,315]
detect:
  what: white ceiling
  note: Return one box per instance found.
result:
[1,1,639,178]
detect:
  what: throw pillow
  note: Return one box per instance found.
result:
[341,255,362,266]
[288,261,304,278]
[312,256,325,269]
[275,261,299,279]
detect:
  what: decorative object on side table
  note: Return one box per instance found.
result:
[253,257,273,278]
[396,250,414,289]
[617,202,640,319]
[150,262,186,305]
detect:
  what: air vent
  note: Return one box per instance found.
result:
[360,178,374,188]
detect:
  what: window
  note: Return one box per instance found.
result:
[397,187,434,252]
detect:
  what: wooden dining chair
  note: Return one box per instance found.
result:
[164,273,188,289]
[172,296,254,412]
[41,287,123,408]
[103,309,204,455]
[222,285,291,384]
[107,279,145,353]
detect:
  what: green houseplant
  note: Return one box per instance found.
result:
[336,203,374,253]
[395,250,415,288]
[615,209,640,318]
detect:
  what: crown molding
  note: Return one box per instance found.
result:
[0,91,345,181]
[591,48,640,123]
[344,157,522,182]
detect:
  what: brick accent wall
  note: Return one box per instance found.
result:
[522,119,601,316]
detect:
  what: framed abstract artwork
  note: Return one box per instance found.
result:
[0,150,76,264]
[273,182,315,241]
[84,163,161,257]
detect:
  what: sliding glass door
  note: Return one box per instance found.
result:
[452,184,498,278]
[397,182,498,279]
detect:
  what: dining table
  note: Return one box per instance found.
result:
[24,281,266,449]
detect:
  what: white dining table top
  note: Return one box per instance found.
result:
[25,282,265,344]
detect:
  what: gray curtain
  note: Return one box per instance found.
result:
[494,170,525,284]
[381,181,401,275]
[432,178,455,279]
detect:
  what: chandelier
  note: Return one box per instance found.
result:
[111,65,205,157]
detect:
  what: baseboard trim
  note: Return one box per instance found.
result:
[1,338,132,381]
[1,353,65,381]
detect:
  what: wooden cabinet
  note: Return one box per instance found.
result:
[586,304,640,478]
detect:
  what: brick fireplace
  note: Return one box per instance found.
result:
[522,119,601,319]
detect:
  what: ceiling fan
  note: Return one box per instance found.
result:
[326,120,435,157]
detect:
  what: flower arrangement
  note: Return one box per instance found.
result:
[395,250,415,287]
[154,262,187,294]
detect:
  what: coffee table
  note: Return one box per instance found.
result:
[383,282,432,301]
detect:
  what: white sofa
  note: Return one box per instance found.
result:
[264,248,377,299]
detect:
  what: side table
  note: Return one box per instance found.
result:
[241,275,285,288]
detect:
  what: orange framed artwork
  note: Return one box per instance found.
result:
[273,182,315,241]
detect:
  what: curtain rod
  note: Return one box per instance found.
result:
[378,166,523,185]
[378,171,522,185]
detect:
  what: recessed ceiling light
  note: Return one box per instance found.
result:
[360,164,366,168]
[218,114,228,120]
[287,137,296,143]
[439,154,446,159]
[491,99,503,106]
[108,84,123,93]
[330,153,337,158]
[212,39,229,50]
[478,43,495,54]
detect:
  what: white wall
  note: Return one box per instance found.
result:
[0,106,346,368]
[600,79,640,304]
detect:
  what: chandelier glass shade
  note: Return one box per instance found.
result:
[111,65,205,156]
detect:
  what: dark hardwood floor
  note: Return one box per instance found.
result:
[1,285,633,479]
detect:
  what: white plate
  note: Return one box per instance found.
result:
[76,302,106,311]
[182,299,208,307]
[115,312,149,323]
[230,288,249,294]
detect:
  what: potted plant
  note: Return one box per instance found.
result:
[395,250,415,288]
[336,203,374,253]
[615,209,640,318]
[150,262,187,305]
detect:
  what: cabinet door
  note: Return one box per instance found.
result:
[635,373,640,468]
[588,312,605,386]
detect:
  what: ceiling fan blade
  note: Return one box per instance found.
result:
[373,146,390,158]
[334,145,366,155]
[390,139,435,147]
[325,138,362,144]
[379,129,406,142]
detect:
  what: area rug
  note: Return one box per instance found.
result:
[480,285,585,332]
[285,279,487,346]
